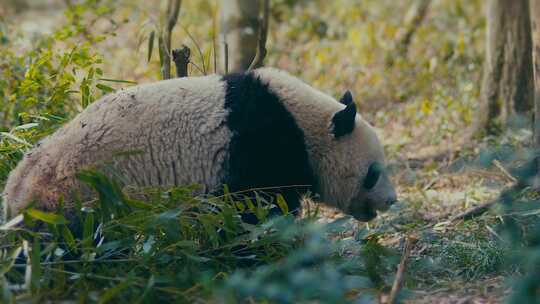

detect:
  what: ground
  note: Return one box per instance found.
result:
[1,0,523,303]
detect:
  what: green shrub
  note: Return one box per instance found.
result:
[0,170,398,303]
[0,0,130,183]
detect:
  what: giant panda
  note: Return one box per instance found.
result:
[2,68,397,224]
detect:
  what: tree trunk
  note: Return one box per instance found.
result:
[247,0,270,71]
[160,0,182,80]
[220,0,261,73]
[530,0,540,171]
[397,0,431,56]
[478,0,534,134]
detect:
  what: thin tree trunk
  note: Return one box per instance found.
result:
[530,0,540,171]
[397,0,431,56]
[220,0,261,73]
[161,0,181,80]
[478,0,533,134]
[247,0,270,71]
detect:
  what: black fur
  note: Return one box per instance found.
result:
[339,90,354,105]
[363,162,382,190]
[332,102,356,138]
[222,72,317,223]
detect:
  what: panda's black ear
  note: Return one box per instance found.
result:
[332,102,356,138]
[339,90,354,105]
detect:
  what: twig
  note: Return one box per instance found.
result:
[397,0,431,56]
[450,199,498,222]
[160,0,182,79]
[388,236,416,304]
[172,45,190,77]
[493,159,518,184]
[180,25,207,74]
[223,39,229,74]
[188,61,205,75]
[248,0,270,71]
[405,148,460,169]
[212,4,218,74]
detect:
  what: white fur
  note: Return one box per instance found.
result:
[2,68,395,222]
[255,68,395,216]
[3,75,231,219]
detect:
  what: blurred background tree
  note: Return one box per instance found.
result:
[530,1,540,165]
[220,0,261,72]
[159,0,181,79]
[477,0,533,136]
[396,0,432,57]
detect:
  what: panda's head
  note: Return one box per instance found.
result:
[309,90,397,221]
[253,68,397,221]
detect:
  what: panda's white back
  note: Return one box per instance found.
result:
[2,75,232,218]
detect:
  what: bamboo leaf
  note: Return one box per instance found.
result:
[25,208,68,225]
[1,276,13,304]
[83,212,95,244]
[0,214,24,230]
[147,30,155,62]
[96,83,115,94]
[140,275,155,303]
[98,280,130,304]
[0,246,22,276]
[276,194,289,215]
[13,123,39,131]
[30,238,41,291]
[62,226,77,250]
[0,132,32,147]
[98,78,137,84]
[124,198,154,210]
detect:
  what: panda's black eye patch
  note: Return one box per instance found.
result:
[363,162,383,190]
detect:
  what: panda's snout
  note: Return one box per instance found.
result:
[386,195,397,206]
[366,191,397,213]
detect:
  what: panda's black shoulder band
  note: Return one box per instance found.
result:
[221,71,317,223]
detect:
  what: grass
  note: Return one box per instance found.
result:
[0,170,401,302]
[410,220,508,285]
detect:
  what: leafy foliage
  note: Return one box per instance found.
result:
[484,154,540,304]
[0,170,397,303]
[0,0,130,182]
